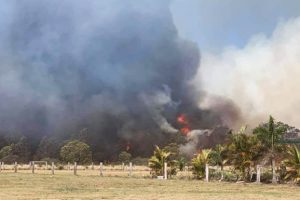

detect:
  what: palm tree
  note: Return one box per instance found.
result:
[284,145,300,184]
[210,144,227,181]
[227,132,263,181]
[269,116,277,183]
[177,157,186,171]
[148,146,171,176]
[253,116,287,183]
[191,149,211,179]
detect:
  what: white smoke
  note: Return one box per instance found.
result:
[179,129,212,156]
[195,16,300,128]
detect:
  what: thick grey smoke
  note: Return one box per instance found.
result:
[141,86,179,134]
[0,0,237,159]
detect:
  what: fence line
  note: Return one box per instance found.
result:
[0,163,276,184]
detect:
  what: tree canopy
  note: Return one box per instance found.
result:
[60,140,92,164]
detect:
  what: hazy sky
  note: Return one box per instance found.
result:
[171,0,300,52]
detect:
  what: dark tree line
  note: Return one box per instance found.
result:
[0,116,299,169]
[0,126,185,164]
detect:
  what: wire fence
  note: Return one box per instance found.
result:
[0,161,286,184]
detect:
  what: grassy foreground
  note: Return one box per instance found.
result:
[0,173,299,200]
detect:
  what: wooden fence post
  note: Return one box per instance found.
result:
[92,162,94,170]
[68,162,70,170]
[256,165,261,183]
[51,162,55,175]
[272,160,277,184]
[164,162,167,180]
[46,162,48,170]
[0,162,2,172]
[100,162,103,176]
[122,162,125,171]
[32,161,35,174]
[205,164,209,182]
[74,162,77,175]
[128,162,132,176]
[14,162,17,173]
[2,162,4,171]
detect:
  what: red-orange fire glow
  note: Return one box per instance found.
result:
[177,114,191,136]
[180,127,191,136]
[177,114,188,125]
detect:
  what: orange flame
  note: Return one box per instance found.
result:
[180,127,191,136]
[177,114,191,136]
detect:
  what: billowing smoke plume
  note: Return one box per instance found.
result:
[195,16,300,129]
[179,129,212,157]
[0,0,238,160]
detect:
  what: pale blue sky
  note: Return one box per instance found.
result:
[171,0,300,52]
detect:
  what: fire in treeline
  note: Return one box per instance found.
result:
[0,0,240,161]
[177,114,191,136]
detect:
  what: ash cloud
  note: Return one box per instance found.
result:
[0,0,238,160]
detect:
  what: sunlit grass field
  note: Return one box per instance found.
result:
[0,165,299,200]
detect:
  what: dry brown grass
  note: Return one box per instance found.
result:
[0,165,299,200]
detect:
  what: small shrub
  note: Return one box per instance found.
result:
[0,145,13,159]
[209,169,220,180]
[132,157,148,165]
[278,164,287,184]
[1,154,19,164]
[168,160,178,177]
[223,171,238,182]
[118,151,132,163]
[57,165,64,170]
[177,157,186,171]
[261,171,273,183]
